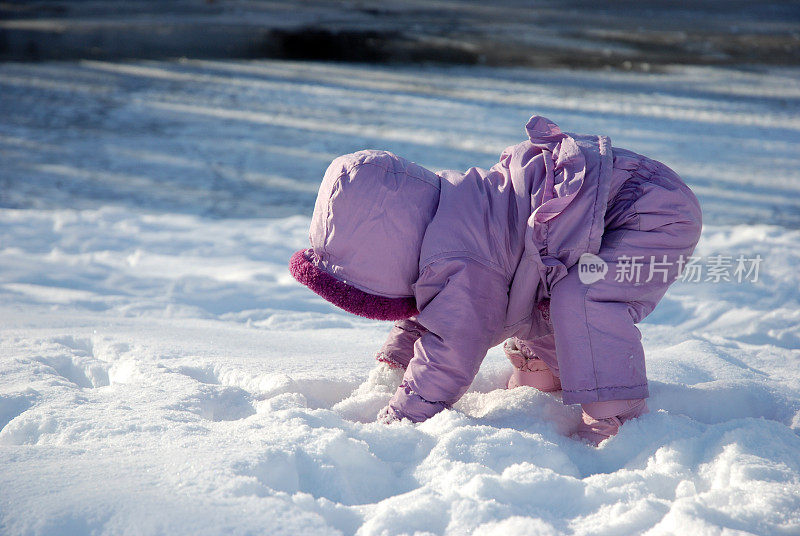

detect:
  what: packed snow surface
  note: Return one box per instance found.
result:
[1,59,799,535]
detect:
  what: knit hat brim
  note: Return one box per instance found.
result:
[289,249,418,321]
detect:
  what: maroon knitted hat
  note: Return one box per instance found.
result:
[289,249,418,321]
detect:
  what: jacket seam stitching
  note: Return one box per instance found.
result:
[419,251,509,280]
[563,383,648,393]
[322,171,346,258]
[581,278,599,395]
[586,136,608,252]
[345,160,441,190]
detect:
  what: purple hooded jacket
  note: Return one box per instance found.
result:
[290,116,651,422]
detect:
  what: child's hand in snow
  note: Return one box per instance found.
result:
[377,405,401,424]
[332,362,405,423]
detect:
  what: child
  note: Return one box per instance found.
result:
[289,115,702,445]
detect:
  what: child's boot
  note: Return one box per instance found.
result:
[504,338,561,392]
[576,399,649,446]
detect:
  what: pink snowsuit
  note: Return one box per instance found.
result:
[290,115,702,422]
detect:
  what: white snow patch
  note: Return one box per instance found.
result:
[0,59,799,535]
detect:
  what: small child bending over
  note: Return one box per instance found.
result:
[289,115,702,445]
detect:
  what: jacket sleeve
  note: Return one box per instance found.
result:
[376,317,428,369]
[386,257,509,422]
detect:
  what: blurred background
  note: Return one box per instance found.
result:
[1,1,799,226]
[3,1,799,68]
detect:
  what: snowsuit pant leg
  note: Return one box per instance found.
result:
[549,161,703,405]
[515,333,560,378]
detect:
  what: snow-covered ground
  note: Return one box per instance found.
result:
[1,59,799,535]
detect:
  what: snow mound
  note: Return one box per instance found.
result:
[1,59,799,535]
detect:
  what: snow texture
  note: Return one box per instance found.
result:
[0,59,799,535]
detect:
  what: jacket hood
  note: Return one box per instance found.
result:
[290,150,441,319]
